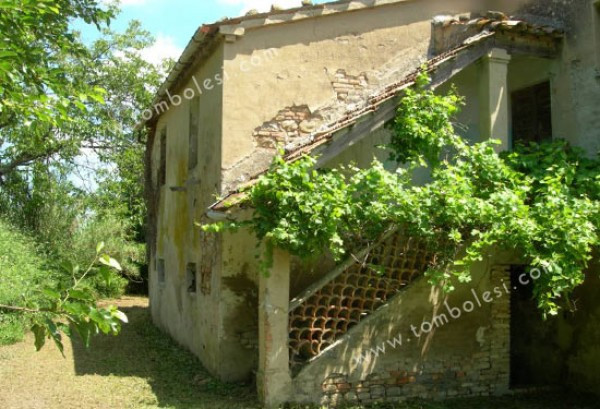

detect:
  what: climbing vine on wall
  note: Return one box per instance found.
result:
[203,72,600,316]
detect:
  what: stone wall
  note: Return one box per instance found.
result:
[253,104,321,150]
[331,69,370,103]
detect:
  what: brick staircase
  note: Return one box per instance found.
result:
[288,230,442,370]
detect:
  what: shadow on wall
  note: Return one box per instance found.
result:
[565,264,600,394]
[71,304,258,409]
[511,258,600,395]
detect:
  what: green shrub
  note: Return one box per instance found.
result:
[0,167,145,300]
[0,219,50,345]
[53,212,144,298]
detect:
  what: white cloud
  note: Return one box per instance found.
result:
[219,0,303,13]
[103,0,160,6]
[140,34,183,66]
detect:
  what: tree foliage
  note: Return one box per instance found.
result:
[204,72,600,315]
[0,3,166,292]
[0,1,169,351]
[1,1,164,239]
[0,0,114,178]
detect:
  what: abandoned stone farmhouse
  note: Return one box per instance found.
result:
[143,0,600,406]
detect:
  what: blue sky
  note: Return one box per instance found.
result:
[77,0,331,64]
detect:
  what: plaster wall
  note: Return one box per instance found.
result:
[220,0,494,193]
[148,44,229,378]
[564,260,600,394]
[217,224,262,380]
[437,62,482,144]
[491,0,600,154]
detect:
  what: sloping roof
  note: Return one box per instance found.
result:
[433,11,563,37]
[208,13,562,212]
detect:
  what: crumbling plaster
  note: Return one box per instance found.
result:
[220,0,493,193]
[148,44,228,378]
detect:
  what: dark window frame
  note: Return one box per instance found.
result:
[186,262,197,293]
[510,81,553,149]
[188,97,200,170]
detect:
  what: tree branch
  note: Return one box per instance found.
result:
[0,304,45,314]
[0,150,57,178]
[0,138,69,180]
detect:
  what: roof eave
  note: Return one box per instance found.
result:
[139,24,221,128]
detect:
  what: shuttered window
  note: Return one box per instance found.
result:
[158,127,167,187]
[511,81,552,148]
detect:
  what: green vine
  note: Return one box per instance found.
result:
[203,72,600,315]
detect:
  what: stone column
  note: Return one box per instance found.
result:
[257,247,292,408]
[479,48,511,152]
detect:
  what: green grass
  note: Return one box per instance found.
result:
[0,219,49,345]
[0,313,27,345]
[0,297,259,409]
[0,296,597,409]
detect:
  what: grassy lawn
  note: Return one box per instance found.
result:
[0,297,256,409]
[0,297,596,409]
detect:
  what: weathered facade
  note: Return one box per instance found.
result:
[144,0,600,406]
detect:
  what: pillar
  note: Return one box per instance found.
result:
[257,247,291,408]
[479,48,511,151]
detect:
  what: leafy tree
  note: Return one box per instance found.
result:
[0,0,114,179]
[1,1,163,238]
[0,13,166,288]
[84,20,170,241]
[0,1,168,350]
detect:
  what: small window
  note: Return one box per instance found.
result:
[159,127,167,187]
[186,263,197,293]
[511,81,552,148]
[157,258,165,284]
[188,97,199,170]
